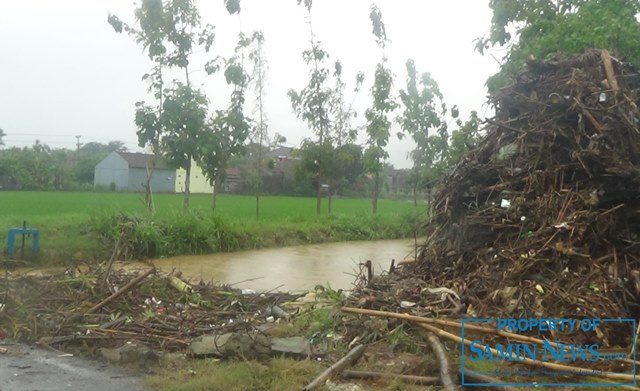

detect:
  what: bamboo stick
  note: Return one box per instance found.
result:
[86,268,155,314]
[303,344,365,391]
[601,49,619,92]
[416,323,635,382]
[342,307,565,349]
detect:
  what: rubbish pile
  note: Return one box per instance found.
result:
[410,49,640,346]
[0,266,305,355]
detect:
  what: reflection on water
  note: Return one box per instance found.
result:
[143,239,416,292]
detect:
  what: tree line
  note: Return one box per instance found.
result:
[3,0,638,215]
[0,139,127,191]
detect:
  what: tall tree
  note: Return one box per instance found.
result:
[325,61,364,213]
[398,59,450,206]
[476,0,640,91]
[288,0,333,215]
[163,0,216,210]
[0,128,5,147]
[246,31,269,217]
[364,4,397,214]
[197,36,251,211]
[195,3,250,211]
[110,0,218,210]
[109,0,172,212]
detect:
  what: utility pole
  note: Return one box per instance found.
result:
[75,135,83,170]
[75,135,82,155]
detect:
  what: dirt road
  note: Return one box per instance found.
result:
[0,343,148,391]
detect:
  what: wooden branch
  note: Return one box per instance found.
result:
[303,344,365,391]
[459,370,519,391]
[415,323,635,382]
[424,331,456,390]
[601,49,619,92]
[341,370,439,385]
[342,307,565,350]
[86,268,155,314]
[100,231,123,291]
[582,109,603,133]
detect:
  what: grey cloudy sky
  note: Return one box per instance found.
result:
[0,0,499,168]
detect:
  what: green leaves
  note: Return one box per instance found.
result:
[224,0,241,15]
[107,14,125,33]
[480,0,640,91]
[369,4,388,46]
[134,102,162,149]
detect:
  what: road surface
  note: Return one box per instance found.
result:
[0,343,148,391]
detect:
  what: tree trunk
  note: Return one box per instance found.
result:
[372,170,379,214]
[327,178,334,214]
[212,175,219,211]
[256,194,260,218]
[144,161,156,214]
[316,173,322,215]
[413,183,418,208]
[183,157,191,211]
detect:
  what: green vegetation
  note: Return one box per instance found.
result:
[477,0,640,91]
[145,357,323,391]
[0,192,422,263]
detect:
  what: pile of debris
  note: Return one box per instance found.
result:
[410,49,640,346]
[0,265,312,358]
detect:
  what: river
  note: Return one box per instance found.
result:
[136,239,416,292]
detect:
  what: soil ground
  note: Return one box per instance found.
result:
[0,343,147,391]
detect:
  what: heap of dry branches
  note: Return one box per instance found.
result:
[409,49,640,346]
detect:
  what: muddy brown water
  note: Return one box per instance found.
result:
[132,239,416,292]
[7,239,416,292]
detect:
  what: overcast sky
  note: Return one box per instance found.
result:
[0,0,499,168]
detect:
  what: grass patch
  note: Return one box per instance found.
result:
[0,192,424,263]
[145,357,323,391]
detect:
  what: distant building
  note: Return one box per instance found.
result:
[94,151,175,192]
[221,167,241,193]
[387,168,410,194]
[268,146,295,161]
[175,162,213,194]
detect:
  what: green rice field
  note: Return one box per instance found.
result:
[0,192,424,263]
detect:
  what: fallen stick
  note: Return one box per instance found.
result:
[424,331,456,390]
[342,307,565,350]
[100,232,123,292]
[347,307,637,367]
[303,344,365,391]
[582,109,604,133]
[415,323,635,382]
[458,370,519,391]
[341,370,439,385]
[601,49,619,92]
[86,268,155,314]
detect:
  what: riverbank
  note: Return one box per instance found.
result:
[0,192,424,264]
[0,266,438,391]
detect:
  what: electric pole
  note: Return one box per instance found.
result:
[75,135,82,154]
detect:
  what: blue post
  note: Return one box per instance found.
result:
[6,228,40,256]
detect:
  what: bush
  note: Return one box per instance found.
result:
[91,211,242,259]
